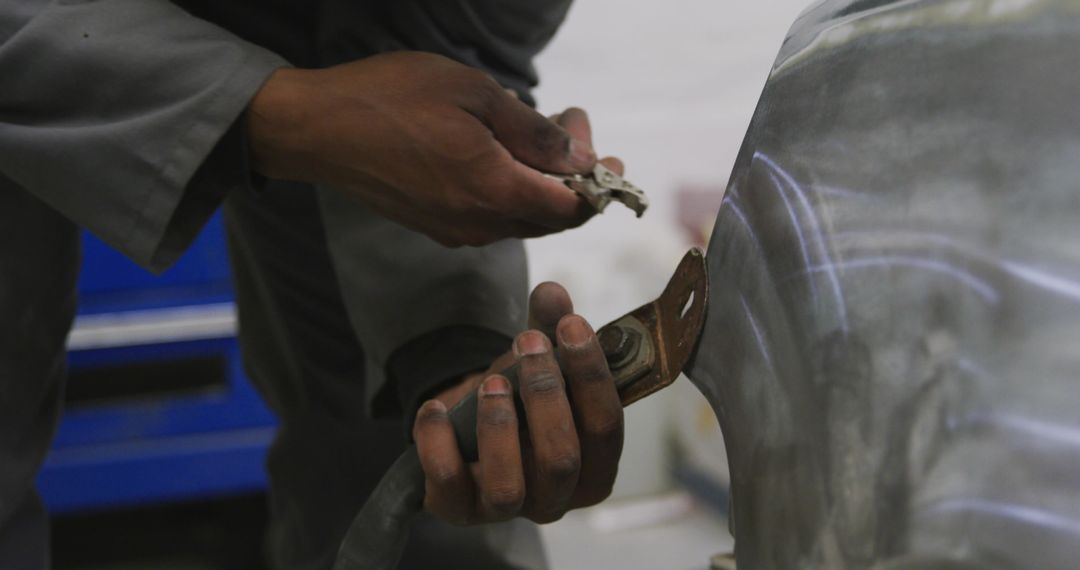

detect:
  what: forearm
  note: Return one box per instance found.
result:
[245,67,318,182]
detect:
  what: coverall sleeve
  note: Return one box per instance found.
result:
[387,326,515,432]
[312,0,571,424]
[317,188,529,425]
[0,0,288,272]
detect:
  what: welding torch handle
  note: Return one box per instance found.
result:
[333,312,655,570]
[332,363,528,570]
[332,248,702,569]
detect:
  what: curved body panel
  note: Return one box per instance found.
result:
[687,2,1080,568]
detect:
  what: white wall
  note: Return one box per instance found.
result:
[528,1,813,498]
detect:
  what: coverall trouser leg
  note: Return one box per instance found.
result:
[0,181,79,569]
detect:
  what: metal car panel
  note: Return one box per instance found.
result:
[686,1,1080,568]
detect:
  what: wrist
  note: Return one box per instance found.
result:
[246,67,318,181]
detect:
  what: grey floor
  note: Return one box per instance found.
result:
[52,490,731,570]
[52,494,267,570]
[542,493,732,570]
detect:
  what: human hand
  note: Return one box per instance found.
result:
[412,283,624,525]
[246,51,622,246]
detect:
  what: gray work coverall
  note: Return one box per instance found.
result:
[0,1,571,568]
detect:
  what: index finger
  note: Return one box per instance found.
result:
[514,331,581,523]
[556,315,623,508]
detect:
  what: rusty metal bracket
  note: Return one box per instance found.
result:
[597,247,709,406]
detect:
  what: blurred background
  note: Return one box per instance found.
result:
[529,2,809,567]
[45,2,810,569]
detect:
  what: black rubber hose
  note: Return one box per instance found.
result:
[333,364,525,570]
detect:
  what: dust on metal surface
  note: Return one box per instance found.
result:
[685,2,1080,568]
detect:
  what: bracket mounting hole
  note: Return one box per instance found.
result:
[680,290,695,320]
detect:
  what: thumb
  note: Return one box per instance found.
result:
[484,93,597,175]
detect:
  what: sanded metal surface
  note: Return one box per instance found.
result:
[686,1,1080,568]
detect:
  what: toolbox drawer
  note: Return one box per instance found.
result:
[38,213,277,514]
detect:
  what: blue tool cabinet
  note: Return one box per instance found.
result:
[37,213,277,514]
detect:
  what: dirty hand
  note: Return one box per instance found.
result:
[246,51,621,247]
[413,283,625,525]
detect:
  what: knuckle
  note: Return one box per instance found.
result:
[531,121,570,158]
[540,451,581,483]
[483,485,525,517]
[568,354,612,385]
[461,70,503,113]
[480,406,517,429]
[583,414,624,444]
[523,370,563,398]
[462,66,498,89]
[428,465,463,488]
[426,496,473,527]
[480,167,510,190]
[442,194,474,218]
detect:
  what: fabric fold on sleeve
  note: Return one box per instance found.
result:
[0,0,289,272]
[316,188,530,424]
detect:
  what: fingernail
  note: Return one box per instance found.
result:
[480,375,510,396]
[515,331,549,356]
[558,315,593,348]
[569,139,596,171]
